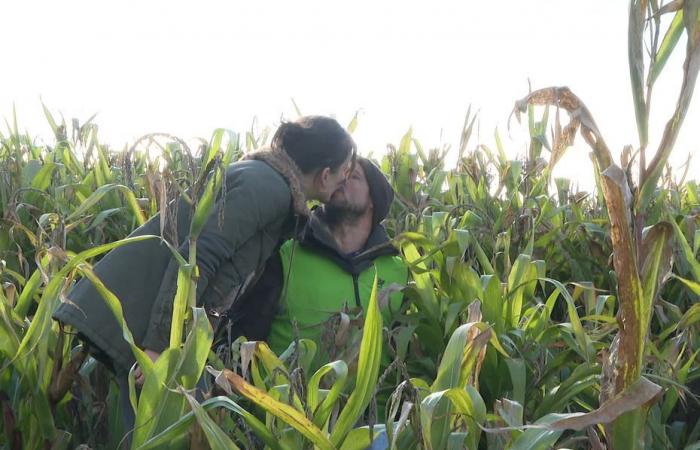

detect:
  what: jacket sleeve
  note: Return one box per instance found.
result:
[141,169,291,352]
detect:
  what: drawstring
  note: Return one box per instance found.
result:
[280,215,302,308]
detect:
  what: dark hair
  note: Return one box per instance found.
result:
[271,116,356,174]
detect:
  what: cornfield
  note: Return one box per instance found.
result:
[1,2,699,449]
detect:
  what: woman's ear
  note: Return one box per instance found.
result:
[315,167,331,189]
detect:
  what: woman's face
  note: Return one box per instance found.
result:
[313,154,353,203]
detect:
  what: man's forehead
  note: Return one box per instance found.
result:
[352,163,367,179]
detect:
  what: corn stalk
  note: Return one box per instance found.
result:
[510,3,699,447]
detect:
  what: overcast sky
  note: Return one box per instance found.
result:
[2,0,698,190]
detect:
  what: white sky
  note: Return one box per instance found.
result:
[2,0,698,191]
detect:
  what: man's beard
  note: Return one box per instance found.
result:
[324,199,369,227]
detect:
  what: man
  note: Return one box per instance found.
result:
[224,157,407,369]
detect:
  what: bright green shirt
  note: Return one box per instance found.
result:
[267,240,407,369]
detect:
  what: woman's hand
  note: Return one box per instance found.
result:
[134,349,160,386]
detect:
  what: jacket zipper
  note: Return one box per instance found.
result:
[352,273,361,308]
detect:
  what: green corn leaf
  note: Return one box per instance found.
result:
[539,277,593,361]
[508,413,567,450]
[639,223,674,333]
[420,386,486,450]
[670,217,700,282]
[30,162,57,192]
[13,265,44,318]
[176,307,213,389]
[223,369,335,450]
[65,183,146,226]
[678,302,700,329]
[506,255,536,328]
[506,358,527,407]
[429,318,490,450]
[338,426,384,450]
[180,388,241,450]
[401,242,440,321]
[650,10,686,83]
[533,363,599,418]
[41,101,60,138]
[189,132,237,238]
[629,0,649,148]
[330,275,383,448]
[308,360,349,429]
[138,395,284,450]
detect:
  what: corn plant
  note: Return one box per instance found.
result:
[509,1,700,447]
[0,116,242,448]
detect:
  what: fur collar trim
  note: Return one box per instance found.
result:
[244,147,309,216]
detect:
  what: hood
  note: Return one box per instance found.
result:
[356,157,394,225]
[297,207,398,275]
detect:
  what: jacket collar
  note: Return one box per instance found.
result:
[298,207,397,274]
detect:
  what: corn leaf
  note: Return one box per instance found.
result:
[330,275,383,448]
[223,369,335,450]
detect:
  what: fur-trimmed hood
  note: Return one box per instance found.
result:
[244,147,309,216]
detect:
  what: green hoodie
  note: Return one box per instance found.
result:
[265,210,408,368]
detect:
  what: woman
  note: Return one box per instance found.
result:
[53,115,355,384]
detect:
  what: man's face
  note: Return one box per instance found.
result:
[328,163,371,216]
